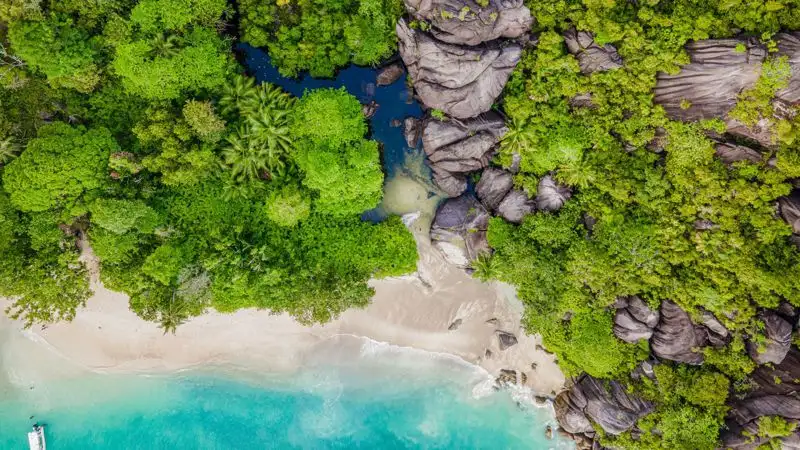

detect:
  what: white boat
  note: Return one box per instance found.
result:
[27,424,45,450]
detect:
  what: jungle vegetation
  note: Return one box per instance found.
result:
[0,0,416,332]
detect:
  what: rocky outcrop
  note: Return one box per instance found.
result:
[403,0,533,46]
[654,34,800,147]
[497,331,519,350]
[563,29,623,73]
[430,194,491,265]
[535,175,572,212]
[376,62,405,86]
[700,310,730,347]
[555,375,654,435]
[497,189,535,223]
[422,113,507,196]
[476,168,514,210]
[747,311,793,365]
[714,142,765,166]
[403,117,422,148]
[397,19,523,119]
[650,300,708,364]
[613,296,659,343]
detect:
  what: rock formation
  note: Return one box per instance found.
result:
[746,311,793,365]
[475,168,514,210]
[403,117,422,148]
[613,296,660,343]
[397,19,523,119]
[376,62,405,86]
[714,142,765,166]
[496,189,535,223]
[430,194,491,265]
[654,33,800,147]
[563,29,623,73]
[650,300,708,364]
[555,375,654,435]
[535,175,572,212]
[402,0,533,46]
[422,113,507,197]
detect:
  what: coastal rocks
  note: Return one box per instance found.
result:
[497,331,519,350]
[396,18,524,119]
[613,296,659,343]
[535,175,572,212]
[430,194,491,265]
[422,113,507,196]
[563,29,623,73]
[650,300,707,364]
[476,168,514,210]
[555,375,654,435]
[361,101,379,119]
[376,62,405,86]
[497,190,535,224]
[403,117,422,148]
[746,311,793,365]
[403,0,533,46]
[496,369,518,386]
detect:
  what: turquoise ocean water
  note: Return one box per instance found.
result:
[0,336,569,449]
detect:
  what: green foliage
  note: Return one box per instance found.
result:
[264,185,311,227]
[129,0,227,34]
[182,100,226,143]
[729,56,792,131]
[2,123,116,213]
[292,88,382,215]
[751,415,797,449]
[238,0,403,77]
[8,14,101,92]
[89,198,160,234]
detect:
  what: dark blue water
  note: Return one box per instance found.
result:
[237,43,424,180]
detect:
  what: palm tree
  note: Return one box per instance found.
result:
[219,75,258,116]
[159,293,189,335]
[0,137,20,166]
[247,106,292,174]
[557,157,595,189]
[222,126,270,183]
[501,117,535,155]
[149,33,182,58]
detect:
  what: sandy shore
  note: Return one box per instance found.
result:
[0,168,565,398]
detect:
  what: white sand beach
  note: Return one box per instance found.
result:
[0,168,565,399]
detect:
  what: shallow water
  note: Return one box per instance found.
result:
[0,335,569,449]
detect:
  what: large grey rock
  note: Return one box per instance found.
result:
[654,38,766,122]
[651,300,707,364]
[700,310,730,347]
[730,395,800,426]
[779,190,800,234]
[377,63,405,86]
[747,311,793,365]
[777,32,800,104]
[403,117,422,148]
[476,168,514,211]
[497,189,535,224]
[535,175,572,212]
[422,113,507,197]
[404,0,533,46]
[555,375,654,436]
[613,296,659,343]
[715,142,764,166]
[563,29,623,73]
[430,194,491,264]
[397,19,522,119]
[749,347,800,397]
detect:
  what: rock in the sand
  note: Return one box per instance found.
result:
[779,190,800,234]
[497,189,535,224]
[448,318,463,331]
[651,300,707,364]
[403,0,533,46]
[377,62,405,86]
[545,425,553,440]
[497,331,519,350]
[422,113,507,196]
[535,175,572,212]
[397,19,522,119]
[555,375,653,435]
[430,194,491,264]
[563,29,623,73]
[747,311,793,365]
[496,369,517,385]
[403,117,421,148]
[476,168,514,211]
